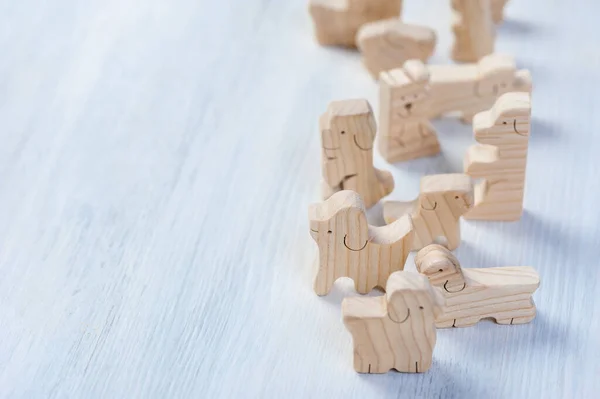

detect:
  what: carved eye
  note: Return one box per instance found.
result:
[455,195,459,199]
[503,122,507,125]
[327,230,332,234]
[438,269,443,272]
[340,131,345,135]
[419,306,424,310]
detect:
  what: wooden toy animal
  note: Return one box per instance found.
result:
[464,91,531,220]
[451,0,494,62]
[320,99,394,208]
[309,190,413,295]
[343,271,441,373]
[309,0,403,48]
[491,0,509,23]
[357,19,436,78]
[383,174,473,251]
[379,60,440,163]
[428,53,532,122]
[415,244,540,327]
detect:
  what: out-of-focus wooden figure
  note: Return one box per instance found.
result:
[309,190,414,295]
[492,0,509,23]
[415,244,540,328]
[379,60,440,163]
[451,0,494,62]
[357,19,436,78]
[309,0,403,48]
[428,53,532,123]
[320,99,394,208]
[464,92,531,220]
[383,174,473,251]
[343,271,441,373]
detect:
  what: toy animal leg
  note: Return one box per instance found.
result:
[450,316,481,328]
[495,308,537,325]
[376,168,395,196]
[313,269,334,296]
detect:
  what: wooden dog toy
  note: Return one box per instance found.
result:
[383,174,473,251]
[320,99,394,208]
[309,190,413,295]
[357,19,436,78]
[343,271,441,373]
[309,0,403,48]
[379,60,440,163]
[415,244,540,327]
[451,0,494,62]
[464,92,531,220]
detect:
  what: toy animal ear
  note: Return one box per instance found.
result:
[388,291,411,323]
[351,111,376,151]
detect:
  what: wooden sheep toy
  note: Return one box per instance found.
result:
[357,19,436,79]
[309,0,403,48]
[309,190,413,296]
[464,91,531,221]
[415,244,540,328]
[451,0,494,62]
[343,271,441,373]
[428,53,531,123]
[383,174,473,251]
[320,99,394,208]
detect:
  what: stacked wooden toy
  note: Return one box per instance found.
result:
[308,0,540,374]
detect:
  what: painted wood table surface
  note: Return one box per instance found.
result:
[0,0,598,398]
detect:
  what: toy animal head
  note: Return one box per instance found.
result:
[415,244,466,292]
[380,59,431,118]
[476,54,532,98]
[419,174,474,219]
[386,271,441,322]
[473,92,531,144]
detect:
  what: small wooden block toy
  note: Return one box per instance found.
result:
[342,271,441,373]
[320,99,394,208]
[309,190,414,296]
[357,19,436,79]
[308,0,403,48]
[451,0,494,62]
[415,244,540,327]
[383,174,473,251]
[491,0,509,23]
[428,53,532,122]
[379,60,440,163]
[463,92,531,220]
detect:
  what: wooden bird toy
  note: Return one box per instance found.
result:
[357,19,436,79]
[383,174,473,251]
[415,244,540,327]
[379,60,440,163]
[320,99,394,208]
[342,271,441,373]
[464,92,531,220]
[428,53,532,123]
[451,0,494,62]
[308,0,403,48]
[309,190,414,296]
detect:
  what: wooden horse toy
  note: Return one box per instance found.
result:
[415,244,540,328]
[309,190,413,295]
[343,271,441,373]
[383,174,473,251]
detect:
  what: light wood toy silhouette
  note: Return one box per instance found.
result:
[383,174,473,251]
[320,99,394,208]
[415,244,540,327]
[309,0,403,48]
[491,0,509,23]
[309,190,414,296]
[464,92,531,220]
[379,60,440,163]
[428,53,532,123]
[451,0,494,62]
[357,19,436,79]
[342,271,441,373]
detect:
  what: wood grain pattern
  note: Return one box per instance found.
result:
[415,245,540,327]
[342,271,441,373]
[451,0,495,62]
[309,190,413,295]
[383,174,473,251]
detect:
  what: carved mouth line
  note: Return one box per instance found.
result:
[343,235,369,251]
[421,201,437,211]
[310,229,318,233]
[393,308,411,324]
[443,280,466,293]
[353,135,372,151]
[513,119,527,136]
[322,145,340,150]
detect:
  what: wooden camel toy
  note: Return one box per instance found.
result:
[343,271,441,373]
[383,174,473,251]
[309,190,413,295]
[415,244,540,328]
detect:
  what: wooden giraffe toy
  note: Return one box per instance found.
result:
[464,92,531,220]
[383,174,473,251]
[415,244,540,328]
[357,19,436,79]
[320,99,394,208]
[379,60,440,163]
[309,190,414,296]
[428,53,532,123]
[451,0,494,62]
[342,271,441,373]
[308,0,403,48]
